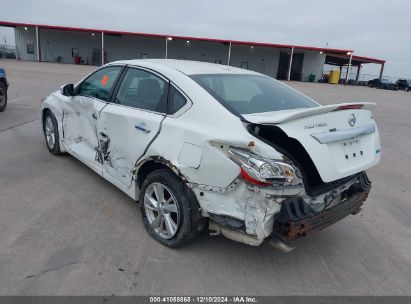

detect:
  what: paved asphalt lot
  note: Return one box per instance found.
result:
[0,60,410,296]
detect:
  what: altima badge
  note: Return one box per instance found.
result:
[348,114,356,127]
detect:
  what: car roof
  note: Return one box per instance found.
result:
[110,59,261,76]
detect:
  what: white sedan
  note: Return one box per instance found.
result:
[41,59,380,251]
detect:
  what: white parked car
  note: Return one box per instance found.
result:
[41,59,380,250]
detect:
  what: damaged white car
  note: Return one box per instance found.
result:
[41,59,380,250]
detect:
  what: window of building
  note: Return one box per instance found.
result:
[27,42,34,54]
[241,62,249,69]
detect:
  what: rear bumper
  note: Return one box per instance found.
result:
[273,187,370,241]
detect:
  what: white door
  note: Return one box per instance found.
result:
[98,67,169,187]
[63,66,123,172]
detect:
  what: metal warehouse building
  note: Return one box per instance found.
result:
[2,21,385,83]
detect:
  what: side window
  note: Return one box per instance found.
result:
[168,85,187,114]
[115,68,168,112]
[77,66,122,102]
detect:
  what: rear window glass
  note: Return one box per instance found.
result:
[191,74,318,115]
[168,85,187,114]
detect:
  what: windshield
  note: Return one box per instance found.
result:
[191,74,318,115]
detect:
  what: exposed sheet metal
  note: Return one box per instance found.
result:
[244,193,283,240]
[209,221,263,246]
[274,188,370,241]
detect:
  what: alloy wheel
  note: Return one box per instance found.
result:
[45,116,56,149]
[144,182,180,239]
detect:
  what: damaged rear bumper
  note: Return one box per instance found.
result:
[273,188,370,241]
[206,172,371,249]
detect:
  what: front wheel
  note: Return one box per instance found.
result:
[139,169,203,248]
[42,110,63,155]
[406,87,410,92]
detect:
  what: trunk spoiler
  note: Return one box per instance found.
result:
[242,102,376,125]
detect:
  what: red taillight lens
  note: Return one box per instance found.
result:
[335,104,364,111]
[240,168,271,187]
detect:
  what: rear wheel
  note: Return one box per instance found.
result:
[0,82,7,112]
[42,110,62,155]
[139,169,204,247]
[406,87,410,92]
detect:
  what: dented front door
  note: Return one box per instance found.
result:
[63,96,107,170]
[62,66,123,172]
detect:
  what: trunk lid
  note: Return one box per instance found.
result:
[244,103,381,182]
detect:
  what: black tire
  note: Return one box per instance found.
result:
[139,169,204,248]
[0,81,7,112]
[42,110,63,155]
[406,87,409,92]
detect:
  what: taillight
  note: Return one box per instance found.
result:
[227,147,298,187]
[335,104,364,111]
[240,168,271,187]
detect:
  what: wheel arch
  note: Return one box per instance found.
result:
[135,156,188,191]
[41,107,51,122]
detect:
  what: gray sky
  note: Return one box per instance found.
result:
[1,0,410,78]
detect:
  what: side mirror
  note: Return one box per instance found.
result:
[62,84,74,96]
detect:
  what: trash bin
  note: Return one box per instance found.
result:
[308,74,316,82]
[328,70,340,84]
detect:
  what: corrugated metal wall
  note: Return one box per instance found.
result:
[167,39,229,64]
[39,28,101,65]
[104,34,165,62]
[230,45,280,78]
[301,50,326,81]
[14,26,38,61]
[13,27,327,81]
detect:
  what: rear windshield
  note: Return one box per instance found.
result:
[191,74,318,115]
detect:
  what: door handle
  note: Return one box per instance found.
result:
[135,122,151,134]
[92,113,98,120]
